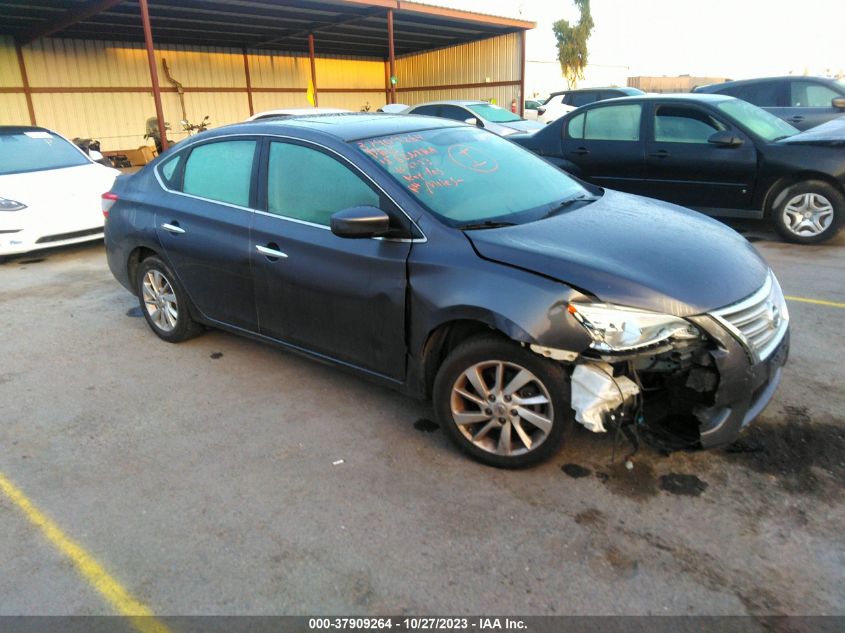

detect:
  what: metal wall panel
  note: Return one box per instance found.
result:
[394,33,519,94]
[398,86,517,108]
[0,35,23,88]
[0,95,31,126]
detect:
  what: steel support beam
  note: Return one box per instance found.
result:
[15,44,36,126]
[308,33,318,107]
[387,8,396,104]
[139,0,168,152]
[519,30,526,118]
[242,48,254,116]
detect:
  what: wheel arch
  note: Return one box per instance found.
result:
[763,172,845,216]
[418,314,533,399]
[126,245,161,295]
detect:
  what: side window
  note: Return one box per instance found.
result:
[732,82,781,107]
[439,105,472,122]
[182,140,256,206]
[791,82,839,107]
[267,142,380,226]
[158,153,183,189]
[411,105,440,117]
[582,104,641,141]
[653,105,727,143]
[569,92,598,107]
[566,112,585,139]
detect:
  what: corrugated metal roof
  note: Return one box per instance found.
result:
[0,0,534,59]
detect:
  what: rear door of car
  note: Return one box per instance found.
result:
[556,101,649,195]
[154,137,259,331]
[776,79,845,130]
[250,137,412,380]
[643,101,757,210]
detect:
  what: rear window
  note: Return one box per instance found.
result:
[466,103,522,123]
[0,130,89,175]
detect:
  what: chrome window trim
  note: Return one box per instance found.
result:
[153,132,427,243]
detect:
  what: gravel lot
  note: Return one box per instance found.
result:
[1,221,843,617]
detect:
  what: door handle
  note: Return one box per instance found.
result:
[255,244,288,259]
[570,147,590,155]
[649,149,670,158]
[790,115,805,122]
[160,222,185,234]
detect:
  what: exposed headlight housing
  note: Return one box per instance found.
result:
[0,198,27,212]
[568,302,701,353]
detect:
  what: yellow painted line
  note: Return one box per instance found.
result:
[785,296,845,309]
[0,471,170,633]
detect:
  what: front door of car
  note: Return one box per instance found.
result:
[250,139,412,380]
[556,102,650,195]
[154,138,258,331]
[643,103,757,210]
[771,80,845,130]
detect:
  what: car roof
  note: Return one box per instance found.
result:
[408,100,487,107]
[578,93,735,106]
[0,125,54,134]
[247,107,350,120]
[549,86,643,97]
[200,112,465,143]
[696,76,842,91]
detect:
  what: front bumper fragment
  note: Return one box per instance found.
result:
[689,315,789,448]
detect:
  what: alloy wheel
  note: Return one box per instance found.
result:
[142,269,179,332]
[450,360,554,457]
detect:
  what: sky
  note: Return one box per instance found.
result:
[423,0,844,80]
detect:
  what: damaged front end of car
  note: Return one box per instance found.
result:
[540,272,791,450]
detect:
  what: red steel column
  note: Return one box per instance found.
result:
[518,30,526,118]
[387,8,396,104]
[308,33,318,107]
[139,0,168,151]
[15,43,36,125]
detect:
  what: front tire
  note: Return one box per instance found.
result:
[433,335,573,468]
[771,180,844,244]
[136,256,203,343]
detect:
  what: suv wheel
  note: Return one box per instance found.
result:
[136,256,203,342]
[772,180,844,244]
[433,335,573,468]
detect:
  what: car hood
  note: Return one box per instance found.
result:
[779,116,845,145]
[465,189,769,317]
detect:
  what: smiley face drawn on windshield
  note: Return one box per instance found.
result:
[447,144,499,173]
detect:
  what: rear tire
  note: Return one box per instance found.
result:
[433,335,573,468]
[771,180,844,244]
[136,256,203,343]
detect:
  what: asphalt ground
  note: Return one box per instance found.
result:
[1,219,843,619]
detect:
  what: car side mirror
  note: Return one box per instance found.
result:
[330,206,390,239]
[464,117,481,127]
[707,130,744,148]
[832,97,845,111]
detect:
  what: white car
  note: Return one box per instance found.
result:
[403,100,543,136]
[0,126,119,261]
[246,108,350,121]
[536,95,577,125]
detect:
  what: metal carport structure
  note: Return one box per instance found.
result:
[1,0,534,151]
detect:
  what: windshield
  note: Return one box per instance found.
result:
[354,126,589,227]
[715,99,799,141]
[467,103,523,124]
[0,130,89,175]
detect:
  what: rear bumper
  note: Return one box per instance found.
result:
[690,315,790,448]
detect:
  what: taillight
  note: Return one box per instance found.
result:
[102,192,118,218]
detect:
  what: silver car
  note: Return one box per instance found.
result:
[403,100,543,136]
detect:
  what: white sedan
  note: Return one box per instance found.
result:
[0,126,118,261]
